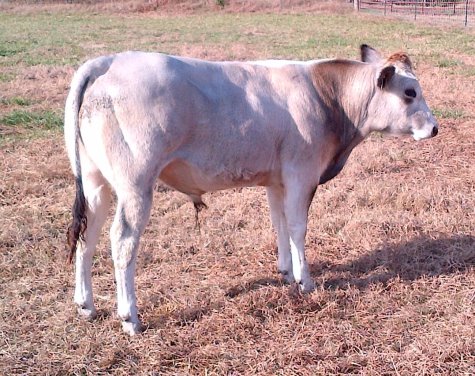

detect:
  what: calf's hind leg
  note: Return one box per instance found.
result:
[74,170,112,319]
[110,188,153,336]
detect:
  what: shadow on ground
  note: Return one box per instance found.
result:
[147,234,474,328]
[227,234,475,296]
[315,234,475,290]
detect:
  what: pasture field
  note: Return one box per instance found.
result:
[1,2,474,374]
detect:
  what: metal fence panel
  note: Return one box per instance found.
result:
[359,0,474,27]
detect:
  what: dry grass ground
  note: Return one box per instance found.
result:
[1,2,474,375]
[0,0,353,14]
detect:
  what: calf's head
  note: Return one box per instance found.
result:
[361,44,438,140]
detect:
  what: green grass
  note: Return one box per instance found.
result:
[0,11,474,67]
[0,96,32,106]
[0,41,26,57]
[0,109,63,144]
[1,109,62,130]
[435,58,462,68]
[432,107,465,119]
[0,7,473,144]
[0,72,16,82]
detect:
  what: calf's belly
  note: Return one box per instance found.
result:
[158,158,271,196]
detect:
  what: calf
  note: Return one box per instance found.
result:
[65,45,438,335]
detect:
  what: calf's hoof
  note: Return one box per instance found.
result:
[279,270,296,285]
[77,305,97,321]
[122,320,144,336]
[299,278,316,294]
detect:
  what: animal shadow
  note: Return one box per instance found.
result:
[148,235,474,329]
[318,234,475,290]
[225,277,283,298]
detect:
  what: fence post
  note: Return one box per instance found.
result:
[354,0,360,11]
[465,0,469,26]
[414,0,417,20]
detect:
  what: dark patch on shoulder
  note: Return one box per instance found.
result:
[319,158,347,185]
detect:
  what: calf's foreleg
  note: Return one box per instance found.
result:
[282,182,316,293]
[266,186,294,284]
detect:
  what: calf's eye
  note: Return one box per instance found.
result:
[404,88,417,98]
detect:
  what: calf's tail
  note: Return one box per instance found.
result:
[67,177,87,263]
[64,55,114,263]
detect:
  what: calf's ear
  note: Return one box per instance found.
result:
[361,44,382,64]
[377,65,396,89]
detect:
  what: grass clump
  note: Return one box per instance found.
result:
[0,42,25,57]
[435,58,461,68]
[0,72,16,82]
[0,96,32,106]
[432,107,465,120]
[1,109,63,132]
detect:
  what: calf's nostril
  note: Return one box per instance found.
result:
[432,127,438,137]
